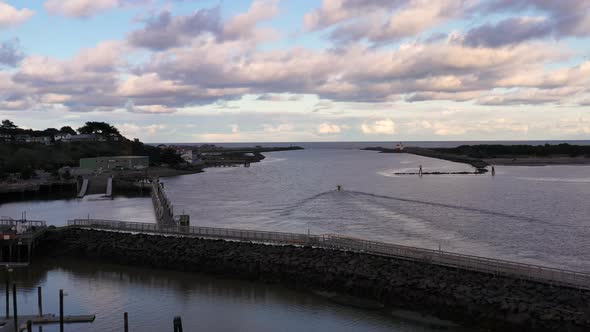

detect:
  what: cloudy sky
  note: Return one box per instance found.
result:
[1,0,589,142]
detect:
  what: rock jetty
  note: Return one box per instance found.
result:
[37,228,590,332]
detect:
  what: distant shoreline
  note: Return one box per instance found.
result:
[364,144,590,167]
[484,157,590,166]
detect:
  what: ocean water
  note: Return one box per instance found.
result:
[159,148,590,272]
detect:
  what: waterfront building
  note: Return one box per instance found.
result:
[181,150,203,165]
[65,134,107,142]
[26,136,52,145]
[54,133,73,141]
[13,134,31,142]
[80,156,149,170]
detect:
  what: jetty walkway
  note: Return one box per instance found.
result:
[68,218,590,291]
[151,180,174,225]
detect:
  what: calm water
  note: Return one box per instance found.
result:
[9,259,462,332]
[2,148,590,272]
[2,146,590,331]
[160,149,590,272]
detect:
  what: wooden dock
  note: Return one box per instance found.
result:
[0,314,95,331]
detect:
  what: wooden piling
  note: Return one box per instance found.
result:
[27,320,32,332]
[59,289,64,332]
[173,316,183,332]
[37,287,42,317]
[12,283,17,332]
[5,278,9,318]
[124,312,128,332]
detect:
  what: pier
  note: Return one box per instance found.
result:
[0,284,95,332]
[151,179,174,225]
[0,219,47,264]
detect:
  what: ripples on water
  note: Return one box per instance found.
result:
[2,149,590,272]
[160,150,590,272]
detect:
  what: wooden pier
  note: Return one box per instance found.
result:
[0,219,47,264]
[151,179,175,225]
[0,314,96,331]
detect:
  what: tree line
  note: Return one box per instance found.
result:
[0,120,183,179]
[1,119,121,138]
[434,144,590,158]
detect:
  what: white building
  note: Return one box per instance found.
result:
[54,133,72,141]
[181,150,203,165]
[26,136,52,145]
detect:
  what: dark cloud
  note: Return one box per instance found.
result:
[463,17,553,47]
[0,39,24,67]
[129,7,221,50]
[478,1,590,38]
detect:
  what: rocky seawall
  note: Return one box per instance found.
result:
[37,228,589,331]
[364,147,490,170]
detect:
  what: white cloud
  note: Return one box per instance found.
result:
[223,0,280,40]
[44,0,118,18]
[317,123,345,134]
[262,123,295,133]
[0,2,34,28]
[230,124,239,133]
[118,123,167,138]
[361,118,396,135]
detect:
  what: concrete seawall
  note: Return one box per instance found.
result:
[37,228,590,332]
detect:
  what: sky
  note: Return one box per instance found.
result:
[0,0,589,143]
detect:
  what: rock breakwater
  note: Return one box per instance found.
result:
[37,228,590,331]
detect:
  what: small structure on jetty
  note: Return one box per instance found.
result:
[0,218,47,264]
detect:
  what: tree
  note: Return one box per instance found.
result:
[59,126,77,135]
[40,128,59,136]
[160,148,183,166]
[1,119,18,129]
[77,122,120,136]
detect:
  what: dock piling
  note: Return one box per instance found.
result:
[27,320,32,332]
[5,278,9,318]
[37,286,42,317]
[12,283,17,332]
[173,316,183,332]
[124,312,128,332]
[59,289,64,332]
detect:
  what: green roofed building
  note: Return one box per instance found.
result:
[80,156,149,170]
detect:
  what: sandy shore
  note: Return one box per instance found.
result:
[485,157,590,166]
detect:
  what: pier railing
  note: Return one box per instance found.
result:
[151,180,174,225]
[67,218,590,290]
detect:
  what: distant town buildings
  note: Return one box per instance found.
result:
[80,156,149,171]
[181,149,203,165]
[0,132,121,144]
[0,133,11,142]
[54,133,72,141]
